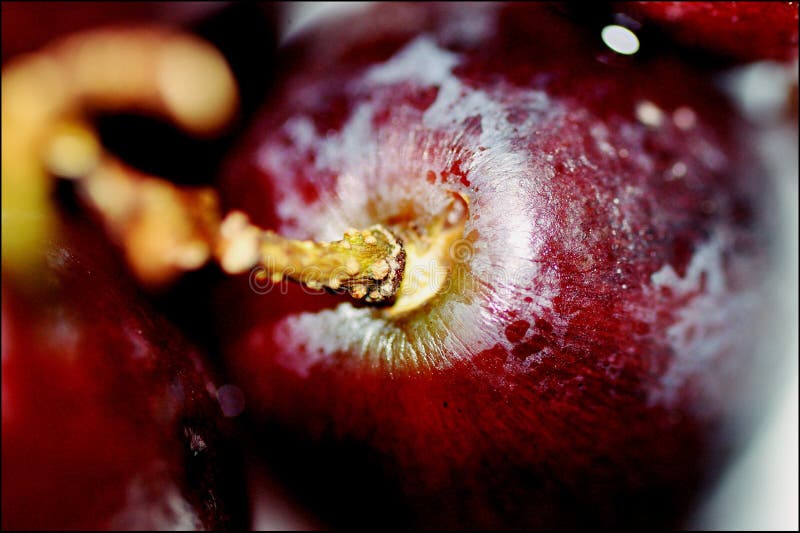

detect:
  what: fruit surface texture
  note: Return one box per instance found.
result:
[213,3,779,528]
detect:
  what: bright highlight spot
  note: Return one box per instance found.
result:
[601,25,640,55]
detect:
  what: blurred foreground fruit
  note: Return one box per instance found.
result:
[1,213,247,530]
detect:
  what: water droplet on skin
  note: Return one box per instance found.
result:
[635,100,664,127]
[673,107,696,130]
[670,161,688,179]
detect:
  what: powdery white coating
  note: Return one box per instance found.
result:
[282,115,318,155]
[257,35,565,376]
[645,229,762,415]
[650,232,727,295]
[364,35,459,87]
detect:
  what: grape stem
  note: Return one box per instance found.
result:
[2,27,406,302]
[218,212,406,303]
[46,119,406,302]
